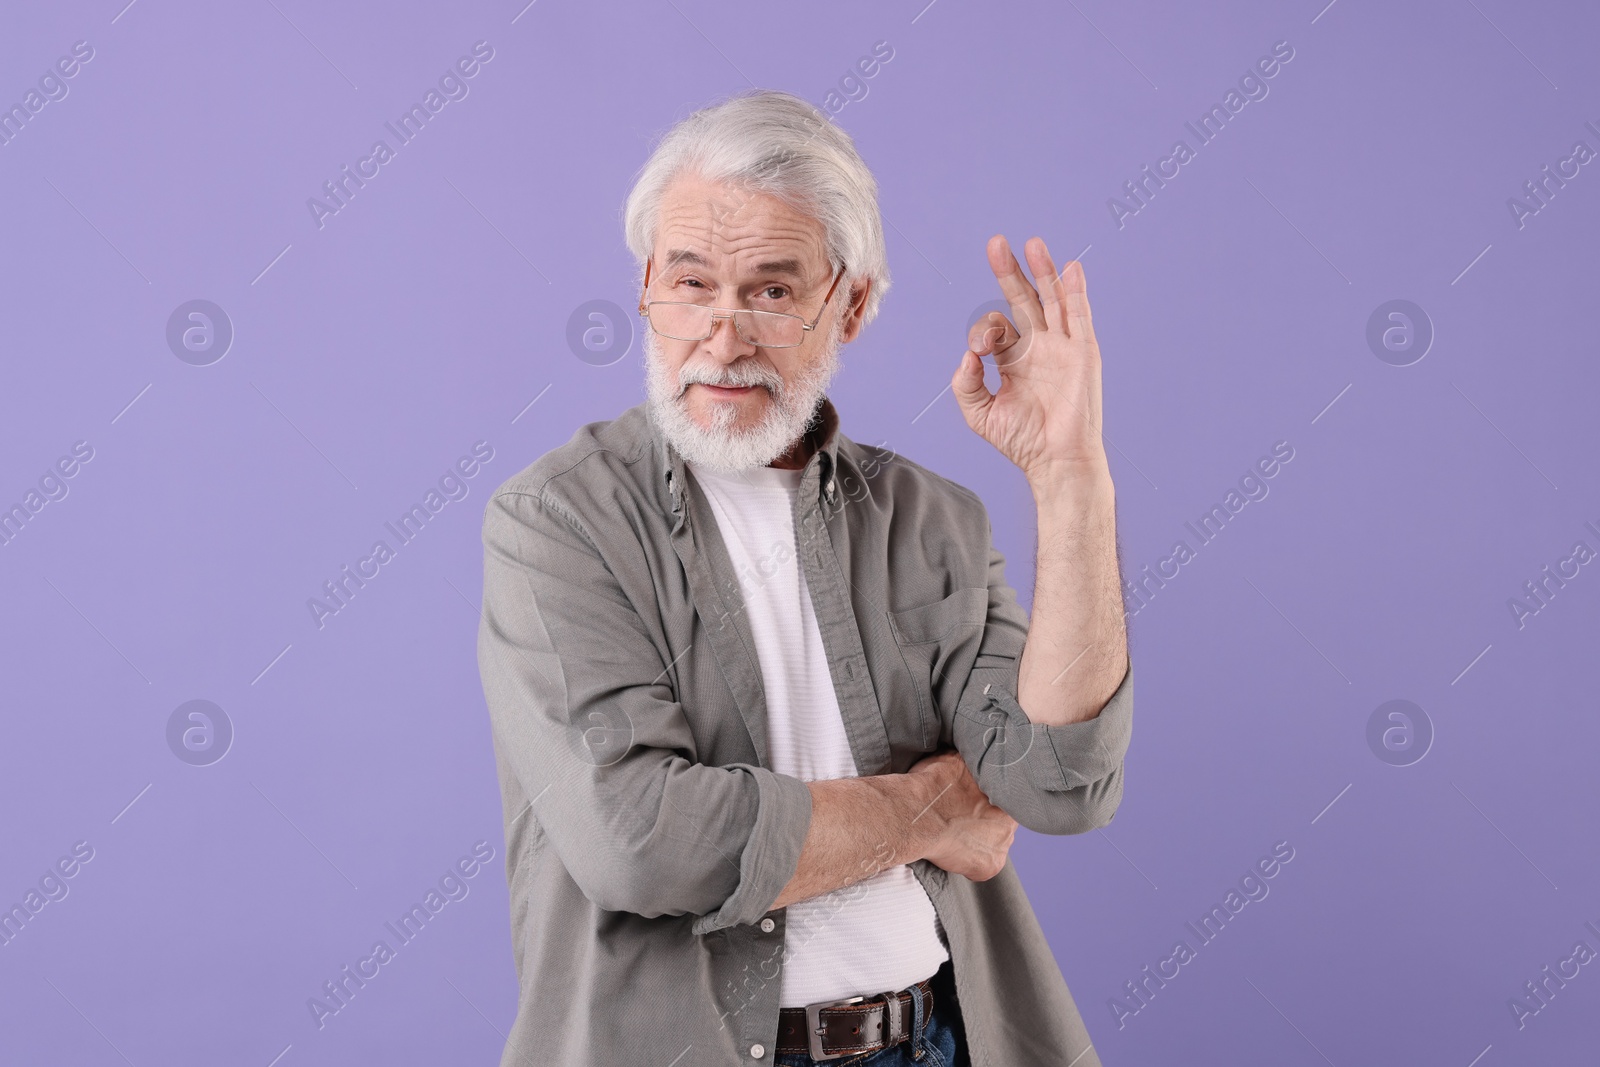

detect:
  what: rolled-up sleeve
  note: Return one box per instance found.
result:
[477,489,812,934]
[949,539,1133,836]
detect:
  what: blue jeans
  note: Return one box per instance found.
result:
[774,960,970,1067]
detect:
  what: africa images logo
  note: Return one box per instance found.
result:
[1106,40,1296,230]
[307,441,494,629]
[306,41,495,230]
[305,841,495,1030]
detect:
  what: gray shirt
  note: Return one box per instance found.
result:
[476,397,1133,1066]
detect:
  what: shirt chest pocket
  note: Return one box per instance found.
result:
[886,586,989,744]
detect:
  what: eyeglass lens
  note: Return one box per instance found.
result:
[647,303,804,347]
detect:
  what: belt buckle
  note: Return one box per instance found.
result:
[803,994,868,1061]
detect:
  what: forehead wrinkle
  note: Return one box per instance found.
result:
[657,223,824,289]
[662,247,808,281]
[661,209,819,250]
[657,181,826,285]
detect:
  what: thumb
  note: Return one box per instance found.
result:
[951,349,993,432]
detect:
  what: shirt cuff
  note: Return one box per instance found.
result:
[1037,656,1132,791]
[982,656,1133,794]
[691,765,813,936]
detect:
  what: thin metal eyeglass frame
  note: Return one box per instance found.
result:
[636,256,847,349]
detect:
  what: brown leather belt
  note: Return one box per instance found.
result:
[775,978,933,1061]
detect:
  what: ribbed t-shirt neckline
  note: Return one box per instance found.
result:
[686,460,805,492]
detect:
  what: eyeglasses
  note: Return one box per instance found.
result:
[637,257,846,349]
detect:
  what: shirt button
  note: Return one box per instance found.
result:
[749,1043,765,1058]
[760,918,775,932]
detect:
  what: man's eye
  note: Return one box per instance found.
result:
[761,286,789,301]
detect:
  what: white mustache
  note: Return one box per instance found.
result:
[676,359,783,398]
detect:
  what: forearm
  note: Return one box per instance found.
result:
[1016,462,1128,726]
[770,773,934,910]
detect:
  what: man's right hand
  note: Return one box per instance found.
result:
[906,749,1018,882]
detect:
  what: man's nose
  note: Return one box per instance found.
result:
[702,312,756,362]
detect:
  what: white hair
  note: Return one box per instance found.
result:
[643,301,845,474]
[622,88,891,329]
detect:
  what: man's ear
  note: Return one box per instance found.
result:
[839,277,871,343]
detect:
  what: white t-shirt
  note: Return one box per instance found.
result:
[687,460,949,1007]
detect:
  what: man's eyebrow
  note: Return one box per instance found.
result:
[661,249,810,283]
[752,257,806,280]
[663,248,707,269]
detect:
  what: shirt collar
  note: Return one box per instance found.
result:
[653,396,843,521]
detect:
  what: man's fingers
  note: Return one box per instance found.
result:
[951,348,993,432]
[1024,237,1070,336]
[986,235,1047,335]
[968,312,1021,360]
[1061,259,1096,344]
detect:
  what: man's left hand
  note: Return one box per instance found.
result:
[952,234,1110,488]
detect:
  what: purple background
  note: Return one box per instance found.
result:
[2,0,1596,1063]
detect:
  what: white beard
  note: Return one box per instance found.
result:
[644,317,842,475]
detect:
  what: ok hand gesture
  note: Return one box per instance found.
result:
[952,234,1110,487]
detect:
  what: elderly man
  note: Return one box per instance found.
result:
[476,88,1131,1066]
